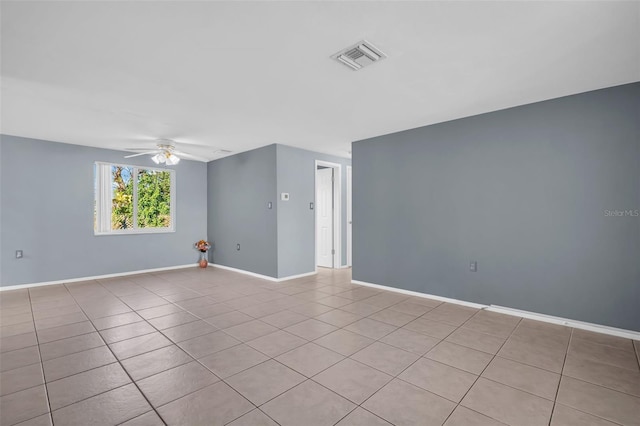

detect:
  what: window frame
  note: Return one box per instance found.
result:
[94,161,176,236]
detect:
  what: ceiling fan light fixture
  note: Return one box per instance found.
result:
[152,153,165,164]
[166,154,180,165]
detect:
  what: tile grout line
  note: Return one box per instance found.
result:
[21,288,53,426]
[64,282,169,426]
[436,312,523,426]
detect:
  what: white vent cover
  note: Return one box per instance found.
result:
[331,40,386,71]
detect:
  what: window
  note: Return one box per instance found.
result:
[94,162,175,235]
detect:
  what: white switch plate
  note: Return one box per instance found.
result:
[281,193,290,201]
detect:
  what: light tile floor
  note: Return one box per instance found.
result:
[1,267,639,426]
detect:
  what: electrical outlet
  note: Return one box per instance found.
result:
[237,244,241,251]
[16,250,23,259]
[470,261,477,272]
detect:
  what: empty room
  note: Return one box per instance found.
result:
[0,1,639,426]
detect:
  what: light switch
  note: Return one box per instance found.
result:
[281,193,290,201]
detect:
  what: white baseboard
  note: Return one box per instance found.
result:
[0,264,198,292]
[211,264,317,282]
[352,279,640,341]
[351,279,486,309]
[486,305,640,341]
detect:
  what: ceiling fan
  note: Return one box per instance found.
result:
[124,139,209,164]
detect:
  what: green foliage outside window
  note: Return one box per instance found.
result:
[111,166,171,230]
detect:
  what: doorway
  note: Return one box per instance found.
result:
[315,161,341,269]
[346,165,352,267]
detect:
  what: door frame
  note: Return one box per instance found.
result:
[315,160,342,270]
[346,165,352,267]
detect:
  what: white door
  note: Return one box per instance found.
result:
[316,167,334,268]
[346,166,352,267]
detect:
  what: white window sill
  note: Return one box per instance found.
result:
[94,228,175,236]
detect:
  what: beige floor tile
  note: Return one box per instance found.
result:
[556,376,640,426]
[1,322,35,339]
[572,329,635,351]
[246,330,306,357]
[317,295,353,308]
[563,353,640,396]
[98,321,156,344]
[334,407,392,426]
[550,404,619,426]
[351,341,420,376]
[444,406,506,425]
[39,332,105,361]
[0,312,33,327]
[0,363,44,397]
[137,304,184,320]
[119,411,165,426]
[162,320,218,343]
[445,327,506,355]
[0,384,49,426]
[399,358,477,402]
[498,335,566,373]
[36,321,95,344]
[314,309,362,327]
[0,346,40,372]
[177,330,240,358]
[569,338,639,372]
[275,342,344,377]
[120,295,169,311]
[43,345,116,382]
[0,332,38,353]
[340,302,384,316]
[47,362,131,410]
[284,319,338,340]
[147,311,199,330]
[137,361,219,407]
[462,311,520,338]
[199,344,269,379]
[224,320,278,342]
[109,332,172,360]
[227,409,278,426]
[362,378,456,426]
[461,378,554,426]
[314,329,374,356]
[388,301,434,316]
[482,356,560,400]
[379,327,440,355]
[403,317,457,339]
[369,308,418,327]
[204,311,254,329]
[314,358,392,404]
[34,312,87,331]
[14,413,53,426]
[226,359,305,405]
[51,383,150,426]
[289,302,339,317]
[259,310,308,328]
[32,305,82,322]
[426,341,494,374]
[121,345,192,380]
[421,304,478,327]
[262,380,355,426]
[344,318,397,340]
[91,312,144,331]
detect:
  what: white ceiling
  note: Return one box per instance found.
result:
[1,1,639,161]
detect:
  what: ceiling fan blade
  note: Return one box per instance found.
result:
[125,147,157,152]
[124,151,157,158]
[172,151,209,162]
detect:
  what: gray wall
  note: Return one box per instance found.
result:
[276,144,351,278]
[207,145,278,278]
[0,134,208,287]
[353,83,640,331]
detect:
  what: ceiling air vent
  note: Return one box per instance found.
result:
[332,40,386,71]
